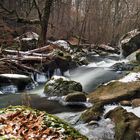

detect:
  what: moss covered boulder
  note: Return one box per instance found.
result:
[0,106,88,140]
[44,76,82,96]
[105,107,140,140]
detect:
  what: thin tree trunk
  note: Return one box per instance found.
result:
[40,0,54,46]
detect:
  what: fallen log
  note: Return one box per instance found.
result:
[4,60,41,74]
[2,49,51,57]
[26,43,60,54]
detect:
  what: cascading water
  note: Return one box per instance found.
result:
[0,52,135,140]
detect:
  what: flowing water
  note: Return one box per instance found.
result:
[0,53,132,139]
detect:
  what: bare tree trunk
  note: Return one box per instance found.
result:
[39,0,54,46]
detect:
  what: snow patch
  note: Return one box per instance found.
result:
[119,72,140,83]
[104,105,140,118]
[0,74,29,79]
[48,76,69,84]
[53,40,71,51]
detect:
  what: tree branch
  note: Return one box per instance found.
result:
[0,2,14,14]
[33,0,42,21]
[17,17,40,24]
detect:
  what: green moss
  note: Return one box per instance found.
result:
[0,106,88,140]
[44,77,82,96]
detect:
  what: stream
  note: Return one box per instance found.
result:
[0,53,132,140]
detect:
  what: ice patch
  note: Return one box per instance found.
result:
[0,85,18,94]
[36,73,47,83]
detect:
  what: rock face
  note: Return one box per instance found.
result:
[0,74,33,92]
[105,107,140,140]
[65,92,87,102]
[0,106,87,140]
[44,76,82,96]
[120,29,140,57]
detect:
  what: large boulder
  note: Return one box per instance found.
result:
[44,76,82,96]
[105,107,140,140]
[0,74,33,93]
[88,73,140,104]
[127,49,140,62]
[15,32,39,51]
[120,29,140,57]
[0,106,87,140]
[81,73,140,123]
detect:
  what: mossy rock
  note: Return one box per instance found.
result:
[0,106,88,140]
[44,76,82,96]
[105,107,140,140]
[80,102,104,123]
[65,92,87,102]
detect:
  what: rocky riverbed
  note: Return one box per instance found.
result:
[0,29,140,139]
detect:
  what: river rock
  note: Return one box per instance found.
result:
[0,106,88,140]
[105,107,140,140]
[120,100,132,106]
[111,62,134,71]
[88,81,140,104]
[44,76,82,96]
[0,74,33,92]
[65,92,87,102]
[120,29,140,57]
[127,49,140,62]
[132,99,140,107]
[80,102,104,123]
